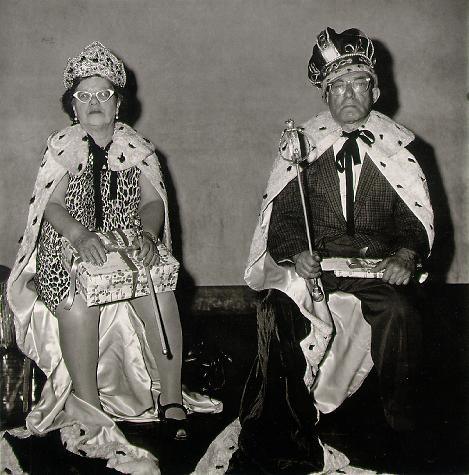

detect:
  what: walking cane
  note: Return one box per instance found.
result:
[133,217,170,356]
[279,119,324,302]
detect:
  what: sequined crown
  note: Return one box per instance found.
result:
[63,41,126,89]
[308,28,376,88]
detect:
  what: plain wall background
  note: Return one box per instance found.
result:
[0,0,467,285]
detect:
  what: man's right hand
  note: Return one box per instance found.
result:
[292,250,322,279]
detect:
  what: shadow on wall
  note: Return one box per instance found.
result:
[373,39,454,282]
[120,67,142,129]
[124,66,197,336]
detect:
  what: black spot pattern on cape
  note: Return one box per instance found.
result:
[78,163,83,172]
[415,202,422,207]
[58,134,65,140]
[32,216,38,225]
[29,195,35,204]
[319,126,327,130]
[18,236,23,244]
[379,134,384,140]
[396,184,403,189]
[45,180,54,188]
[82,136,88,142]
[58,150,64,156]
[118,153,126,163]
[398,140,402,146]
[128,143,136,149]
[160,181,165,189]
[380,162,386,167]
[116,450,126,456]
[408,157,415,163]
[142,160,149,166]
[263,193,268,199]
[287,165,292,171]
[19,255,25,264]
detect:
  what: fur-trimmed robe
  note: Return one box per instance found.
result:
[245,110,434,397]
[4,123,221,474]
[194,110,434,474]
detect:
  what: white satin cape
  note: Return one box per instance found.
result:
[3,123,222,474]
[195,111,434,475]
[245,110,434,411]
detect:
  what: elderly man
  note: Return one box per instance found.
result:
[229,27,434,473]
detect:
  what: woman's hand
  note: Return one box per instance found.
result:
[70,229,107,266]
[137,232,160,267]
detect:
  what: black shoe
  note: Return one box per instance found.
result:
[157,394,189,441]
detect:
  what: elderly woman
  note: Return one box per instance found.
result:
[6,42,220,472]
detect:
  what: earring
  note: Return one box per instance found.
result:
[72,115,78,125]
[115,109,119,120]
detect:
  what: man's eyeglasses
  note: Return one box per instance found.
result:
[73,89,115,103]
[328,77,371,96]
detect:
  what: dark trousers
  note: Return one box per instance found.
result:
[321,272,423,431]
[229,280,422,473]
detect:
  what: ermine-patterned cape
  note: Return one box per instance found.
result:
[245,110,434,404]
[3,123,221,474]
[8,120,171,322]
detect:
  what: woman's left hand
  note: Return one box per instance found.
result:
[137,232,160,267]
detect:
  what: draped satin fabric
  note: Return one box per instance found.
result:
[4,122,223,472]
[7,248,222,473]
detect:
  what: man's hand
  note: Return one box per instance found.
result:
[293,250,322,279]
[373,248,417,286]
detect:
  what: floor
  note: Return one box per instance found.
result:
[1,283,468,474]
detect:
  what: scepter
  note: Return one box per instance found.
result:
[132,215,170,357]
[279,119,324,302]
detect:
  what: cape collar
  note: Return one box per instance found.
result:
[47,122,155,175]
[303,110,415,163]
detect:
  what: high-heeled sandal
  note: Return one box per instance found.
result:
[157,394,189,441]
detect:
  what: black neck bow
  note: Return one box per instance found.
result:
[335,129,375,173]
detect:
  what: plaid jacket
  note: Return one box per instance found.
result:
[267,146,429,261]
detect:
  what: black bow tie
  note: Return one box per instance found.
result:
[335,129,375,173]
[335,129,375,236]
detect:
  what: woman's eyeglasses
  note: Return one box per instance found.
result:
[73,89,115,103]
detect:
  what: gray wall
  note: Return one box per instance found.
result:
[0,0,467,284]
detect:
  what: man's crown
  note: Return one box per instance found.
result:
[308,28,376,89]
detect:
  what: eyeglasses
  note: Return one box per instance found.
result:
[328,77,372,96]
[73,89,115,103]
